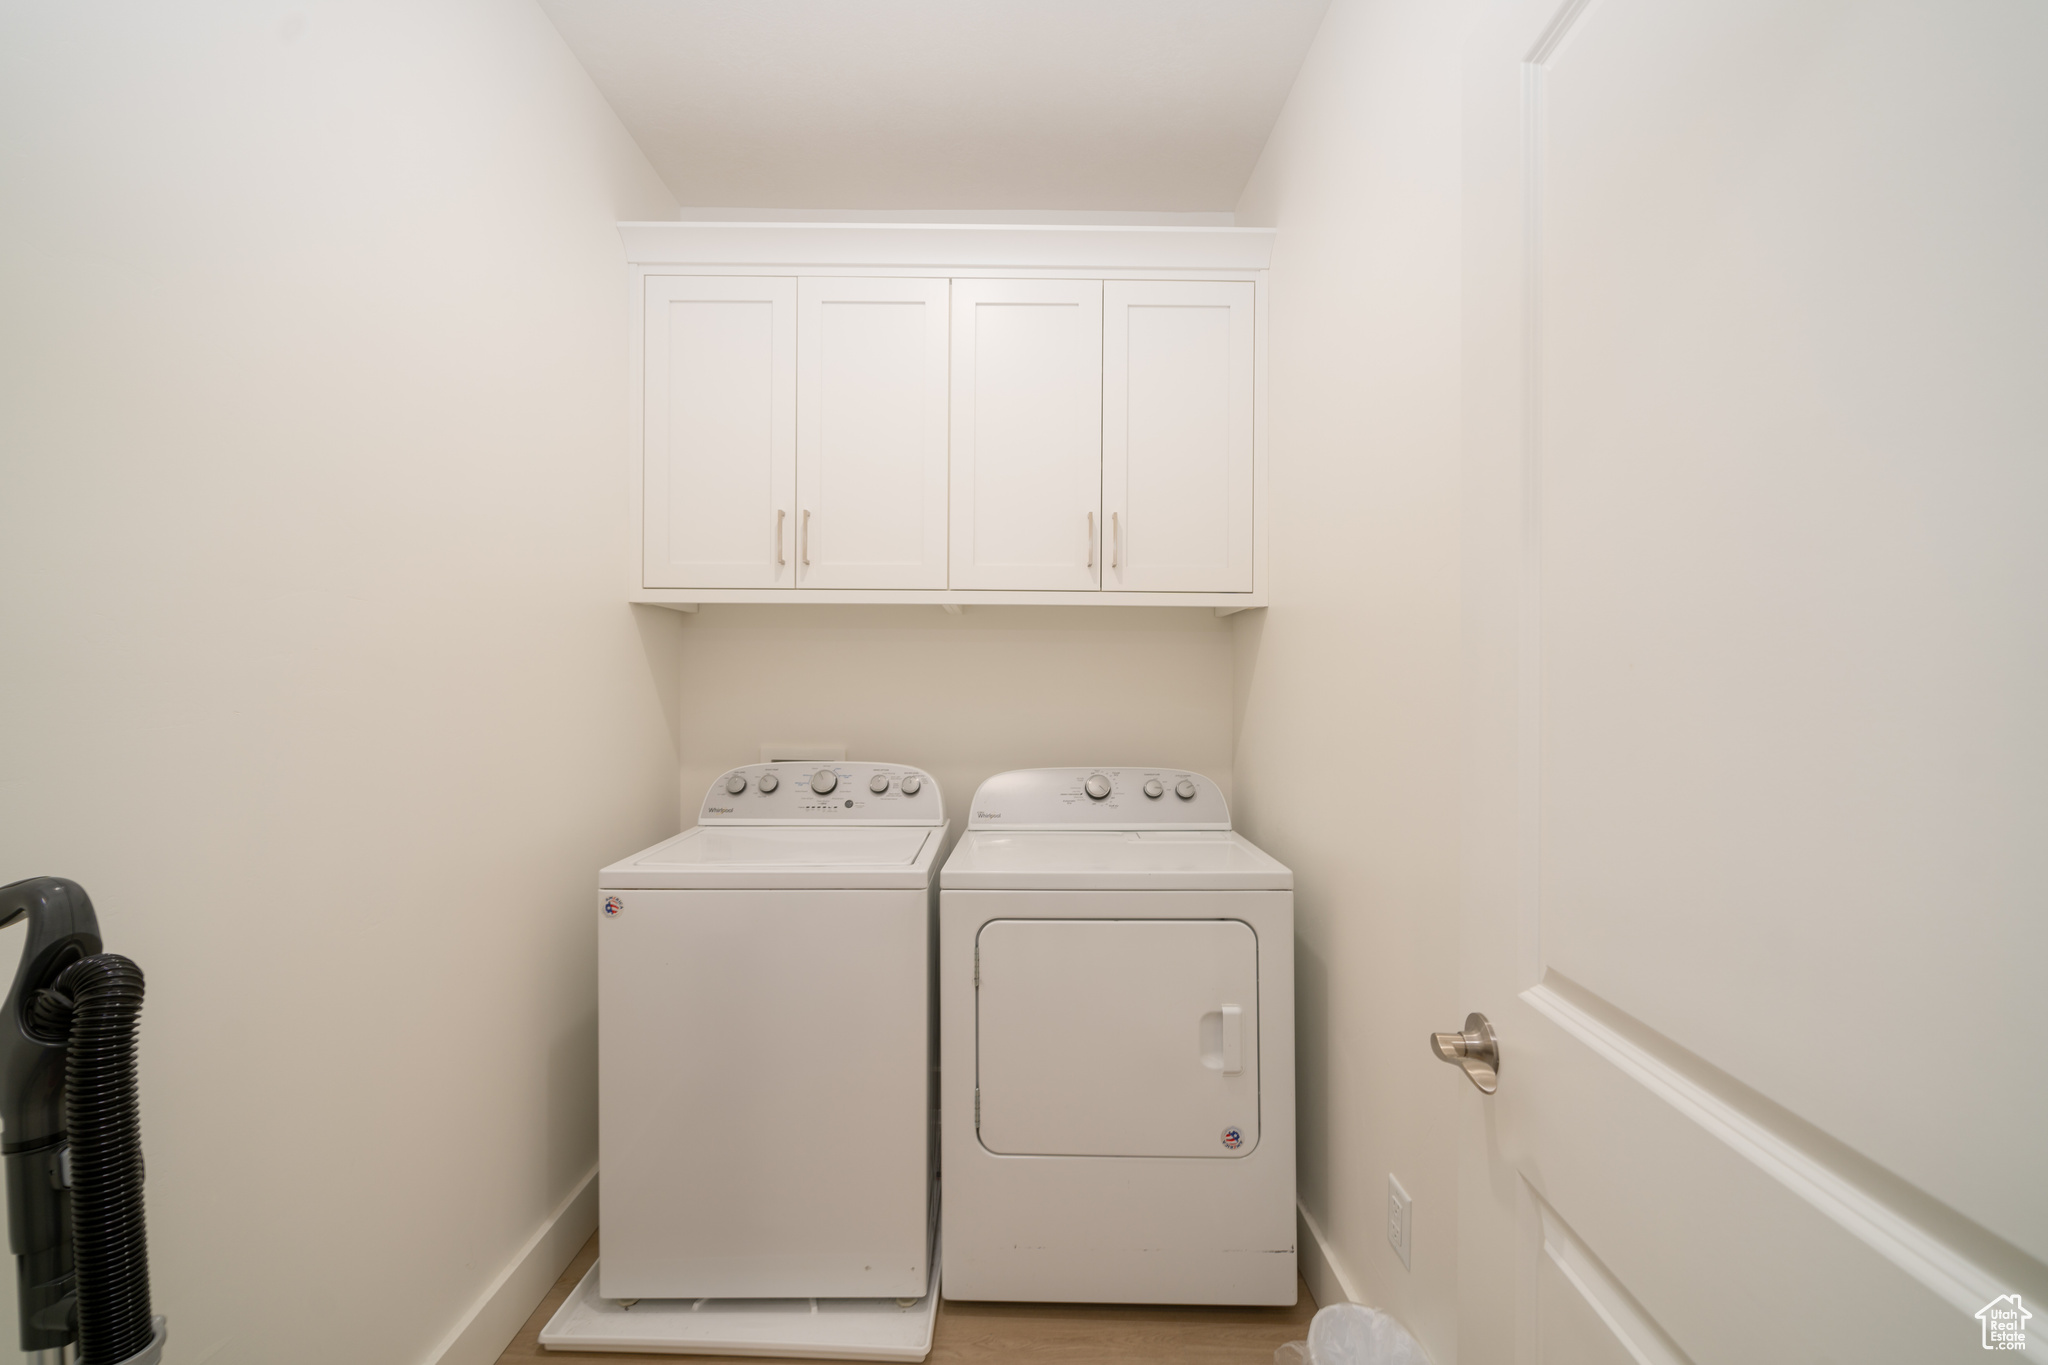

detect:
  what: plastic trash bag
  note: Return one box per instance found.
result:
[1274,1303,1430,1365]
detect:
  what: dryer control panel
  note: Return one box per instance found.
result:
[966,768,1230,831]
[699,763,943,826]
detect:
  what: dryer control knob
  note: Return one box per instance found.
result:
[1085,774,1112,800]
[811,768,838,795]
[725,774,748,795]
[1144,779,1165,798]
[900,775,922,795]
[758,772,779,793]
[1175,778,1198,800]
[869,773,891,794]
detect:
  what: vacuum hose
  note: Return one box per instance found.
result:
[30,957,154,1364]
[0,877,161,1365]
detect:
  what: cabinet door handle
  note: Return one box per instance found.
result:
[776,509,786,567]
[801,509,811,567]
[1087,511,1095,570]
[1111,511,1120,570]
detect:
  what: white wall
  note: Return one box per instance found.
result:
[672,606,1235,828]
[0,4,679,1363]
[1230,0,1470,1356]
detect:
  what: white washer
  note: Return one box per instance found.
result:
[593,762,944,1303]
[939,768,1296,1306]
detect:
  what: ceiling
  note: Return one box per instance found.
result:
[537,0,1331,213]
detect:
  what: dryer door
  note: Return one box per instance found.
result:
[975,918,1259,1157]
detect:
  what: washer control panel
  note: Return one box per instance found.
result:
[966,768,1229,830]
[699,763,942,826]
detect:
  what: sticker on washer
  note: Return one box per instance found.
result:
[602,897,622,917]
[1221,1126,1244,1150]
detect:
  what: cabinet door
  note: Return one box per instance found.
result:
[795,277,951,589]
[1103,280,1255,592]
[950,280,1103,590]
[642,276,796,589]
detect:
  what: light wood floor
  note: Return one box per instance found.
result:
[495,1234,1317,1365]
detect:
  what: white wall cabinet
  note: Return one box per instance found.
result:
[796,277,950,589]
[950,279,1103,591]
[642,276,795,590]
[1104,281,1255,593]
[625,223,1273,608]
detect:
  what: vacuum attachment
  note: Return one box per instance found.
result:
[1,878,163,1365]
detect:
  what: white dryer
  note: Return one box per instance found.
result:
[939,768,1295,1306]
[594,762,945,1303]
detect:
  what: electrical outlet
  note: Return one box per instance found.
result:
[1387,1175,1413,1269]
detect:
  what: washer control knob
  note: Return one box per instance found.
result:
[869,773,891,794]
[811,768,838,795]
[757,771,779,793]
[724,774,748,795]
[1085,774,1112,800]
[900,775,922,795]
[1143,779,1165,799]
[1175,778,1198,800]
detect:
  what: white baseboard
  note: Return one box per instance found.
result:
[1297,1201,1364,1310]
[422,1165,599,1365]
[419,1184,1345,1363]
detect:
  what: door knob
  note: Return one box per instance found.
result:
[1431,1013,1499,1094]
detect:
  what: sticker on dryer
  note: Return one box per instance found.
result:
[1221,1126,1244,1150]
[602,897,622,917]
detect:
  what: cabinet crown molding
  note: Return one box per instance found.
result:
[619,221,1276,272]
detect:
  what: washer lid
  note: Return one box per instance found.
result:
[940,830,1291,891]
[602,824,942,890]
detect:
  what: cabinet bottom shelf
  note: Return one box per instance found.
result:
[632,589,1263,612]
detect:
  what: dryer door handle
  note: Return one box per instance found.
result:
[1222,1004,1243,1074]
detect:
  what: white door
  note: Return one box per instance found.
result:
[1460,2,2048,1363]
[795,277,950,589]
[642,276,796,589]
[950,279,1103,590]
[1103,281,1254,593]
[975,918,1259,1158]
